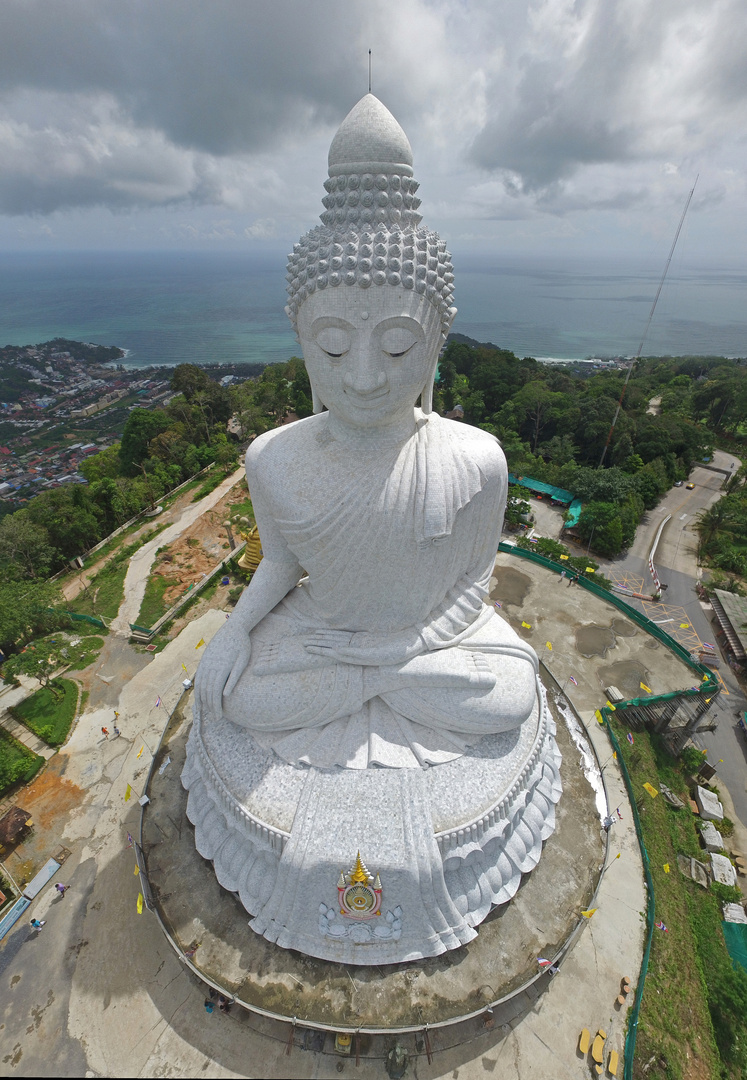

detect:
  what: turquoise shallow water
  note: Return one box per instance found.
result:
[0,251,744,367]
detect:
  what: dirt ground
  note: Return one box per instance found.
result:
[145,485,252,607]
[1,758,81,888]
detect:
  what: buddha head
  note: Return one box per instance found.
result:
[285,95,456,426]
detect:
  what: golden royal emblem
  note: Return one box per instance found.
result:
[337,852,382,920]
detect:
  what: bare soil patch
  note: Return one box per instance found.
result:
[148,486,250,609]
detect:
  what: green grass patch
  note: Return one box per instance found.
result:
[227,495,254,526]
[136,573,173,629]
[67,560,128,621]
[610,720,747,1079]
[0,728,44,798]
[190,468,225,502]
[10,677,78,747]
[64,635,105,671]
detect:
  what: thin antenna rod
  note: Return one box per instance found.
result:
[368,49,372,94]
[598,175,698,468]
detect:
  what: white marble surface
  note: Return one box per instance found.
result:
[696,785,724,821]
[182,92,563,963]
[699,820,724,852]
[183,686,561,963]
[711,852,737,887]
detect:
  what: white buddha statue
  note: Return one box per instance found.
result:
[183,95,561,963]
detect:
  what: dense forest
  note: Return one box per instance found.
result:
[433,341,747,562]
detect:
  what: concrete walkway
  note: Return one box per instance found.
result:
[110,465,245,634]
[0,679,57,760]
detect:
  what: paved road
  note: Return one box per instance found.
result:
[604,449,747,830]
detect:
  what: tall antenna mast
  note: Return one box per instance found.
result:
[368,49,372,93]
[598,175,698,468]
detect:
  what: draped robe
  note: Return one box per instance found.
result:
[221,411,540,769]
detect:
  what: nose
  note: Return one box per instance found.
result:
[343,340,388,395]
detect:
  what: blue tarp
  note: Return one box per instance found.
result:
[0,896,30,940]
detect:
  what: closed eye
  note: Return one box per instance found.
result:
[381,328,417,358]
[316,327,350,359]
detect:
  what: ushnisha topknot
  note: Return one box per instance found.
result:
[285,94,456,337]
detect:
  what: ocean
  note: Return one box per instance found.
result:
[0,250,745,368]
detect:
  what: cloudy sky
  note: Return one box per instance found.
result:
[0,0,745,262]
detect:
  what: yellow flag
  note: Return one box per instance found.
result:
[613,751,617,760]
[546,642,552,651]
[705,698,711,704]
[134,866,140,875]
[680,623,690,629]
[702,675,708,681]
[606,701,616,711]
[585,567,595,573]
[136,745,144,759]
[124,784,132,802]
[182,663,188,673]
[640,682,652,693]
[595,710,603,724]
[643,783,658,798]
[521,621,532,629]
[137,892,144,914]
[195,638,205,649]
[581,908,597,919]
[559,554,569,560]
[663,863,670,874]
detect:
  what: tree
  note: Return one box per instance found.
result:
[119,409,170,475]
[513,382,565,453]
[0,580,63,653]
[79,444,122,483]
[2,639,65,700]
[576,502,625,557]
[170,363,210,401]
[0,512,55,580]
[26,487,101,560]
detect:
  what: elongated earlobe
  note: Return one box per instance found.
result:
[421,381,433,414]
[312,385,325,414]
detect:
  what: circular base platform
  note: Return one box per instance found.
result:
[141,687,604,1031]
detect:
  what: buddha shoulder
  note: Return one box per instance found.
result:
[245,414,324,485]
[438,415,506,480]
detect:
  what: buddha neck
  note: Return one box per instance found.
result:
[324,407,419,449]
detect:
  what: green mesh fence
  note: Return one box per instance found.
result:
[65,611,106,628]
[499,542,721,1078]
[722,922,747,974]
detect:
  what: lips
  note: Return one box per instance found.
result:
[343,386,390,406]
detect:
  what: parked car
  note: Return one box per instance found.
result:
[686,482,695,489]
[674,480,683,487]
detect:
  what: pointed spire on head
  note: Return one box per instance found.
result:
[328,94,413,179]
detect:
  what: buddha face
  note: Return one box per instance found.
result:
[297,285,442,430]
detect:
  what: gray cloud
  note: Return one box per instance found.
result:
[0,0,744,252]
[469,0,747,192]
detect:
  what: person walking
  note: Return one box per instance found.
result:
[55,883,69,898]
[113,726,121,738]
[559,569,566,583]
[29,918,45,931]
[101,727,109,739]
